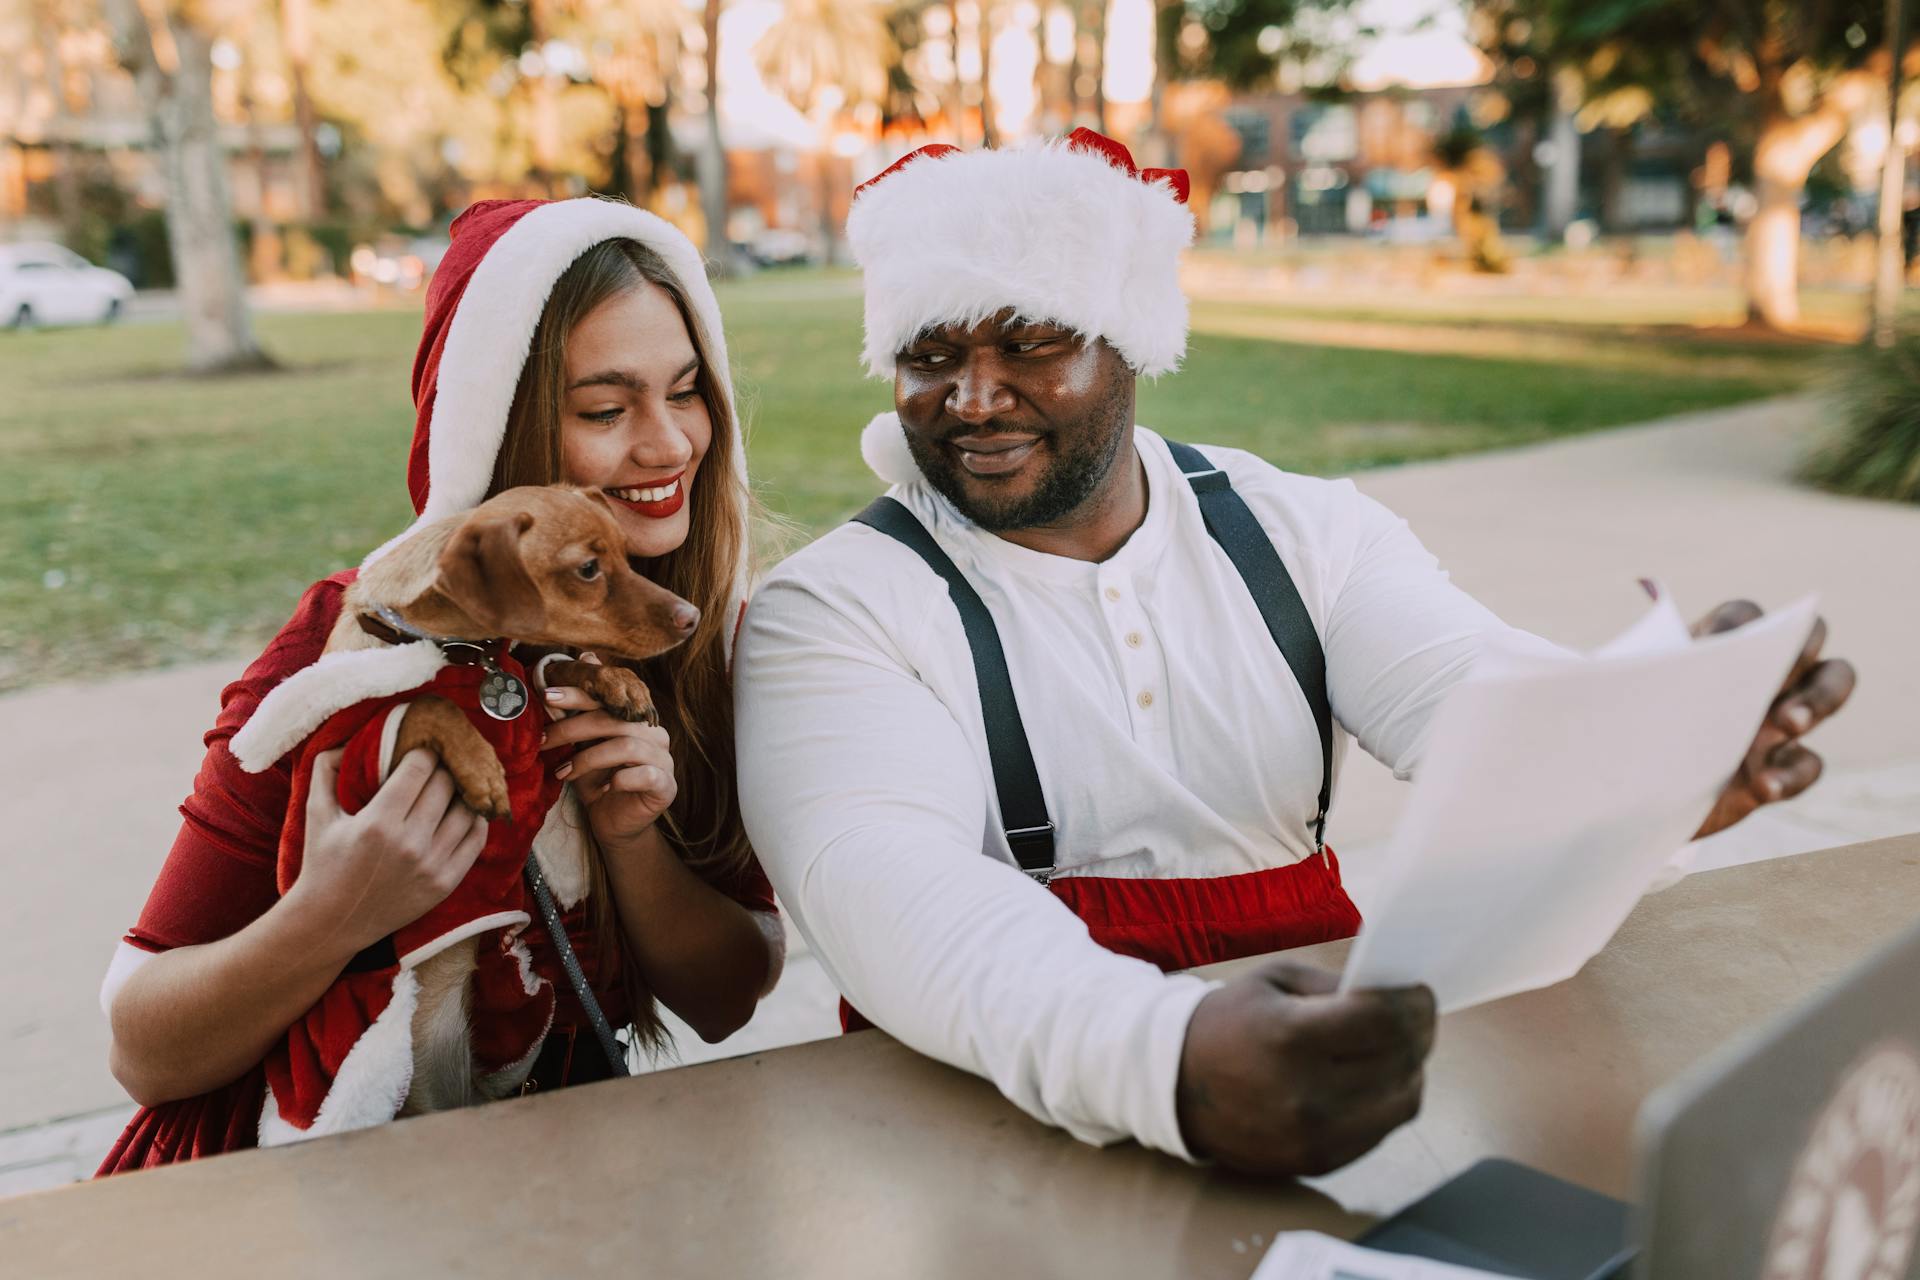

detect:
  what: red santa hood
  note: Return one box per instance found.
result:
[367,197,748,621]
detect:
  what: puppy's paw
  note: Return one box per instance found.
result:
[454,754,512,824]
[394,695,513,822]
[546,660,656,725]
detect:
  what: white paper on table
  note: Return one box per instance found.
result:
[1252,1231,1521,1279]
[1340,593,1818,1014]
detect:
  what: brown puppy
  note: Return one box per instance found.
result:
[320,485,696,1111]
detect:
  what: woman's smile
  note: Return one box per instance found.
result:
[604,473,685,518]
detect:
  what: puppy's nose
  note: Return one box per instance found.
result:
[671,602,700,636]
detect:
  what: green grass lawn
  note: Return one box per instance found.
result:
[0,273,1827,690]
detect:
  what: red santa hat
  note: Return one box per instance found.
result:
[368,197,748,627]
[847,129,1195,485]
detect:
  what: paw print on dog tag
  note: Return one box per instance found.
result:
[480,671,529,721]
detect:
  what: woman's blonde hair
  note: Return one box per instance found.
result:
[489,236,752,1055]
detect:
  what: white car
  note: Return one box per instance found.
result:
[0,242,135,329]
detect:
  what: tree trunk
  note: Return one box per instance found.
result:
[105,0,272,374]
[1745,180,1805,329]
[817,153,837,265]
[1542,100,1580,240]
[977,1,998,148]
[1745,104,1853,331]
[32,7,83,237]
[1032,2,1050,130]
[1145,0,1173,166]
[1597,126,1631,234]
[280,0,325,219]
[699,0,735,276]
[1066,1,1084,125]
[940,3,965,141]
[1090,0,1107,134]
[527,0,561,195]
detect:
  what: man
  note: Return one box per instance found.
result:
[734,130,1854,1176]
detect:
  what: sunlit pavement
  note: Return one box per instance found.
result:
[6,391,1917,1195]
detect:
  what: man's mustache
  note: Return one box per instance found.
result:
[931,420,1050,445]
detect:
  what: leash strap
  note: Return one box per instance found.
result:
[852,497,1057,880]
[1163,439,1333,852]
[524,852,632,1079]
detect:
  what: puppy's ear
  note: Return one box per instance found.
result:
[579,487,653,560]
[436,509,544,637]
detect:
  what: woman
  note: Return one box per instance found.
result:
[97,198,784,1172]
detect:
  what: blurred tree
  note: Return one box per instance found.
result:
[698,0,732,271]
[880,2,933,130]
[755,0,892,259]
[1470,0,1909,331]
[1148,0,1360,161]
[25,0,86,236]
[567,0,690,202]
[278,0,323,218]
[1084,0,1107,132]
[102,0,272,373]
[1432,118,1510,271]
[976,0,999,146]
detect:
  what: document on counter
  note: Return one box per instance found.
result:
[1253,1232,1519,1279]
[1341,592,1818,1014]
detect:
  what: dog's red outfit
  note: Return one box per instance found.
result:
[259,654,562,1141]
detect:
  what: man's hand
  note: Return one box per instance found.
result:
[1176,959,1436,1177]
[1691,601,1856,840]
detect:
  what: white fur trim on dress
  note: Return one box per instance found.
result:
[259,967,421,1146]
[397,911,533,971]
[847,138,1195,378]
[230,641,449,773]
[753,910,787,998]
[860,411,919,486]
[98,940,156,1019]
[530,785,593,910]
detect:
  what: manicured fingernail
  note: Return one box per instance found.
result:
[1784,705,1812,733]
[1762,774,1784,800]
[555,763,572,780]
[546,688,564,702]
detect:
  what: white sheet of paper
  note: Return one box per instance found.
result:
[1253,1231,1520,1279]
[1340,594,1818,1013]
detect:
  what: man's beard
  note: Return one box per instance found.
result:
[903,414,1130,534]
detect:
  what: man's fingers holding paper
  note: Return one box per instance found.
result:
[1768,652,1855,738]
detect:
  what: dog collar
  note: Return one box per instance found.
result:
[355,608,528,721]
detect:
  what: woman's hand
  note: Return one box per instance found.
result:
[541,669,677,853]
[288,747,490,953]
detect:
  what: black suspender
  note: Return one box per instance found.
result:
[1162,440,1333,854]
[851,497,1058,878]
[851,437,1332,882]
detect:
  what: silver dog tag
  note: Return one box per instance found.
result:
[479,670,529,721]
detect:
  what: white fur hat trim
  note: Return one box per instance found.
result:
[861,412,920,487]
[847,137,1195,379]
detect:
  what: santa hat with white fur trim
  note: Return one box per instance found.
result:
[848,129,1195,485]
[367,197,748,633]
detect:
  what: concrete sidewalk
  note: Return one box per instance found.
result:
[4,392,1916,1193]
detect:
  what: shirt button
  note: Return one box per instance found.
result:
[1137,690,1154,709]
[1125,631,1143,648]
[1103,586,1122,602]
